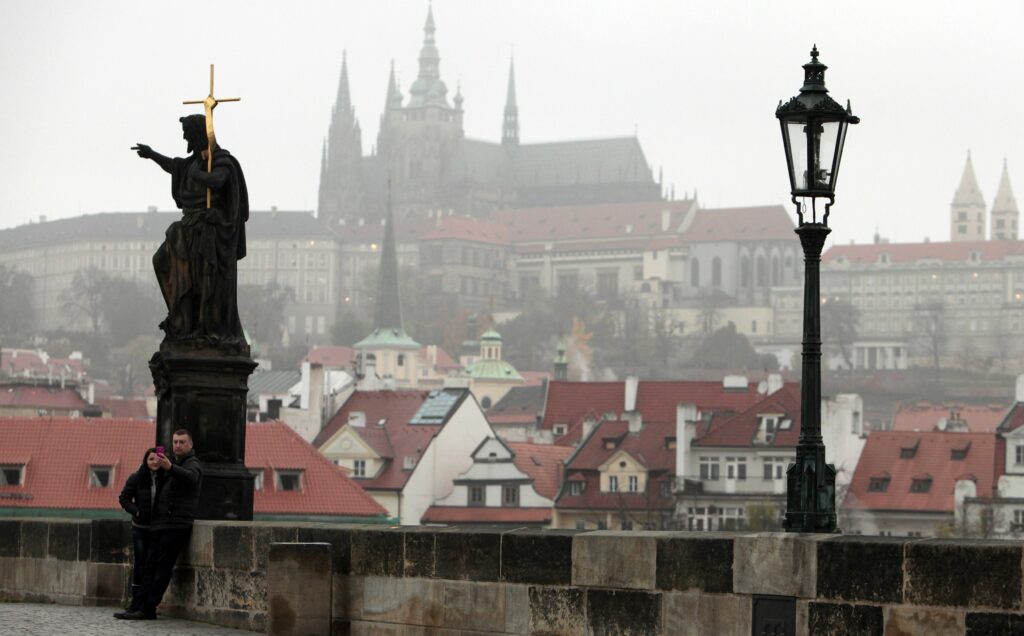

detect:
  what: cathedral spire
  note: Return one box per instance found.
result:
[992,158,1019,240]
[408,3,448,107]
[374,190,403,333]
[502,56,519,146]
[336,50,353,116]
[951,151,987,241]
[385,59,402,110]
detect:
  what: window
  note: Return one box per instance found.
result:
[910,478,932,493]
[553,424,568,437]
[726,458,747,480]
[1016,445,1024,466]
[353,460,366,477]
[557,271,579,295]
[621,520,634,531]
[597,271,619,300]
[690,259,701,287]
[740,256,751,287]
[469,485,485,506]
[633,265,643,281]
[659,480,671,497]
[502,485,519,507]
[608,475,619,492]
[951,445,970,461]
[569,481,584,496]
[868,477,890,492]
[628,475,638,492]
[900,441,919,459]
[575,521,586,530]
[397,354,405,367]
[0,465,24,486]
[89,466,113,488]
[711,257,722,286]
[251,469,264,491]
[763,458,787,480]
[275,470,303,491]
[1013,510,1024,529]
[597,521,608,530]
[699,457,720,480]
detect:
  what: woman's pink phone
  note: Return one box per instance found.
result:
[156,446,165,456]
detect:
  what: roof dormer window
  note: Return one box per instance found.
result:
[0,464,24,486]
[89,466,113,488]
[867,474,890,492]
[910,475,932,493]
[899,439,920,459]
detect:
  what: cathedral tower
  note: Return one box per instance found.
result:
[502,57,519,146]
[318,52,364,226]
[991,159,1019,240]
[951,151,986,242]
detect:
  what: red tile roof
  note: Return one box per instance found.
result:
[493,199,696,244]
[95,398,150,420]
[305,345,356,369]
[892,404,1006,433]
[0,416,385,518]
[0,385,89,412]
[823,239,1024,265]
[998,403,1024,433]
[420,506,552,524]
[0,350,86,379]
[419,216,509,245]
[695,384,802,447]
[844,430,997,513]
[681,206,796,243]
[315,390,439,491]
[507,442,573,499]
[542,380,765,445]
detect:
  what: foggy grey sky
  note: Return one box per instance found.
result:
[1,0,1021,246]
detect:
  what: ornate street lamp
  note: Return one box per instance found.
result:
[776,45,859,533]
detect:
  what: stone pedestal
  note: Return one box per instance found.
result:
[150,350,257,521]
[268,542,332,636]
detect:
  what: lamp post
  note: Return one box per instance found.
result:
[776,46,859,533]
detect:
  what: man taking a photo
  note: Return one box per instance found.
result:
[120,428,202,620]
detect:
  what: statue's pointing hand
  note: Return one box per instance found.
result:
[131,143,154,159]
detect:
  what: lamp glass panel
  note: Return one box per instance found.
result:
[813,120,840,191]
[830,120,849,191]
[786,121,809,191]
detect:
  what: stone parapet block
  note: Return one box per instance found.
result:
[733,532,827,598]
[905,539,1023,609]
[656,532,736,593]
[351,527,404,577]
[807,601,884,635]
[586,588,662,635]
[360,575,444,627]
[817,535,906,603]
[267,542,331,636]
[502,528,576,586]
[661,590,751,636]
[883,605,965,635]
[435,528,502,582]
[572,531,657,590]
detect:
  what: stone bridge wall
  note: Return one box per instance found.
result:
[1,517,1023,634]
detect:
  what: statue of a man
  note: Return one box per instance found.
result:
[132,115,249,347]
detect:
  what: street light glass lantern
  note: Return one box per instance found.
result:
[777,45,859,221]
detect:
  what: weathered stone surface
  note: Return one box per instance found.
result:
[47,522,79,561]
[808,601,884,635]
[662,590,751,635]
[333,574,364,621]
[443,581,507,632]
[505,583,529,634]
[166,566,195,607]
[435,529,502,582]
[196,567,231,608]
[350,622,426,635]
[656,534,733,593]
[529,586,586,636]
[965,611,1024,635]
[350,529,403,577]
[89,519,130,564]
[0,520,21,557]
[818,536,904,603]
[298,525,352,574]
[21,521,48,559]
[906,540,1022,609]
[85,562,128,603]
[733,533,820,598]
[268,542,331,636]
[572,532,656,590]
[185,522,216,567]
[884,606,964,635]
[361,575,443,627]
[254,526,298,571]
[503,529,574,586]
[402,527,437,578]
[226,568,266,611]
[587,589,662,635]
[214,524,255,571]
[76,522,91,562]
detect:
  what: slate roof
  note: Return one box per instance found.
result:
[512,137,655,188]
[682,206,795,242]
[844,430,997,513]
[0,385,89,412]
[486,384,546,426]
[892,404,1007,434]
[492,199,695,244]
[822,239,1024,265]
[247,370,301,402]
[95,398,150,420]
[507,442,573,499]
[0,416,386,518]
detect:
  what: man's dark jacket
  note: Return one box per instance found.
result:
[152,451,203,530]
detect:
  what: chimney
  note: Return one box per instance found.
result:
[348,411,366,427]
[661,208,671,232]
[1016,374,1024,403]
[675,404,699,482]
[582,416,598,441]
[627,412,643,434]
[624,376,639,412]
[766,373,784,395]
[308,362,325,429]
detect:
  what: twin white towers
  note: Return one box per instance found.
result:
[951,153,1018,241]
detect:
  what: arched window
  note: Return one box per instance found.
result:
[771,256,781,286]
[690,259,701,287]
[756,256,767,287]
[712,257,722,287]
[741,256,751,287]
[784,254,794,275]
[481,396,492,409]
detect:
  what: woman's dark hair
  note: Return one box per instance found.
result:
[137,447,158,486]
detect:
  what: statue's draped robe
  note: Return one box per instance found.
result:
[153,148,249,342]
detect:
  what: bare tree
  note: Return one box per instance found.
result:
[822,299,860,370]
[60,266,109,334]
[911,300,947,382]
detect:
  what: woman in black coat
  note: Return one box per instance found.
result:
[116,447,162,615]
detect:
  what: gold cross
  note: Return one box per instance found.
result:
[183,64,240,207]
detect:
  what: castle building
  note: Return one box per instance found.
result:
[316,6,661,227]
